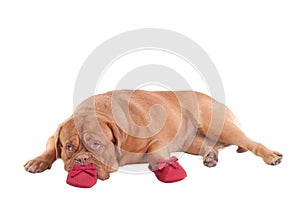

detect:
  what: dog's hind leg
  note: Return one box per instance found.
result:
[218,122,282,165]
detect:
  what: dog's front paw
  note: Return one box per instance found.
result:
[24,158,52,173]
[203,151,218,168]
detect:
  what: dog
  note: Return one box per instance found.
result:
[24,90,282,181]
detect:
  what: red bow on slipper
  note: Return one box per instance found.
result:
[69,164,96,177]
[156,156,179,170]
[152,156,187,183]
[67,163,97,188]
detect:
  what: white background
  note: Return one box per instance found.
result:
[1,0,299,198]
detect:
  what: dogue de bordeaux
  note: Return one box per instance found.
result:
[24,90,282,182]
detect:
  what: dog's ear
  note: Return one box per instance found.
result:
[106,122,125,159]
[93,115,123,149]
[42,122,63,164]
[53,123,63,159]
[53,118,72,159]
[106,122,122,148]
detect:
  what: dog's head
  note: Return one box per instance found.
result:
[54,117,119,180]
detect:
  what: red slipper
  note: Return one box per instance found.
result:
[67,163,97,188]
[152,156,187,183]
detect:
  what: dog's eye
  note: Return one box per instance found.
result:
[92,142,101,149]
[66,144,75,152]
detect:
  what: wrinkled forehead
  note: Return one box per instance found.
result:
[73,114,104,137]
[60,119,80,142]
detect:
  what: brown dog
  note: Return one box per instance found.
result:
[24,90,282,180]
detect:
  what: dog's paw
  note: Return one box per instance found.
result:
[264,151,283,166]
[24,158,52,173]
[203,151,218,168]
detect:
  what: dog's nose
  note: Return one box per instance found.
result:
[75,154,90,166]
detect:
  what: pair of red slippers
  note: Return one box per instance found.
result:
[67,156,186,188]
